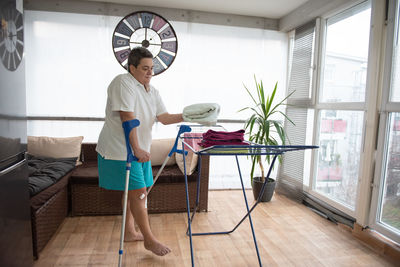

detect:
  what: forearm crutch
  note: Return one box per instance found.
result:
[118,119,140,267]
[147,125,192,193]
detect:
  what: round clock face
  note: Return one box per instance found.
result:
[112,11,178,76]
[0,2,24,71]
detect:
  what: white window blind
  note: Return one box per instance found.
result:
[278,21,316,200]
[287,21,315,100]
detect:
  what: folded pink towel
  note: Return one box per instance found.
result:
[183,132,203,151]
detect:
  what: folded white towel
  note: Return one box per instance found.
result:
[183,103,220,125]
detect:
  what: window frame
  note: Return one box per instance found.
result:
[369,0,400,244]
[306,0,373,218]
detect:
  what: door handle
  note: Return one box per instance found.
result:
[0,159,26,176]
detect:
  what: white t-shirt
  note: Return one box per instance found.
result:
[96,73,167,160]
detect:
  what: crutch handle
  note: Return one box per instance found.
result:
[168,125,192,156]
[122,119,140,163]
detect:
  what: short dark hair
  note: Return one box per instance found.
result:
[127,47,153,71]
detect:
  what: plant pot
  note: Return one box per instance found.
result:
[251,177,276,202]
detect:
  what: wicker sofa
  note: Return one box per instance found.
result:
[29,162,74,259]
[70,143,210,215]
[29,139,209,259]
[28,135,83,259]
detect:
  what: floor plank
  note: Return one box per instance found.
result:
[34,191,397,266]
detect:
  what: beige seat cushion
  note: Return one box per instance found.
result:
[150,138,176,166]
[28,136,84,165]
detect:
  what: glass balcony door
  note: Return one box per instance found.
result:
[311,1,371,213]
[370,0,400,244]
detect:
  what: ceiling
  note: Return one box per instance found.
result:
[84,0,309,19]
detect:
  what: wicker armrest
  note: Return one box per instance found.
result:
[80,143,98,162]
[70,161,98,184]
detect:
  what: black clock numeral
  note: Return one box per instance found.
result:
[115,22,133,37]
[112,35,129,48]
[152,16,166,32]
[159,26,175,40]
[162,31,171,39]
[115,48,130,63]
[158,51,174,66]
[141,13,153,28]
[126,14,141,30]
[161,42,176,53]
[117,39,127,46]
[152,57,165,74]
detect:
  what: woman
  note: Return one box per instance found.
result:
[96,47,183,256]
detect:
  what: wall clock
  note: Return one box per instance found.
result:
[112,11,178,76]
[0,1,24,71]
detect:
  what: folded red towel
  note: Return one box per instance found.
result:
[202,129,245,141]
[198,129,247,148]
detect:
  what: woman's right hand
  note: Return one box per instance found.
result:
[133,147,150,162]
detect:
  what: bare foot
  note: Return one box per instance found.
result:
[144,240,171,256]
[124,231,144,242]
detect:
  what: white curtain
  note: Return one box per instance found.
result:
[25,10,288,140]
[25,10,288,189]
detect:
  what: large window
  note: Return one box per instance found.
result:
[282,1,372,214]
[319,6,370,103]
[313,2,371,211]
[315,110,364,207]
[283,0,400,243]
[371,0,400,243]
[380,113,400,233]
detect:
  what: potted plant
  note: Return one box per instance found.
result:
[239,76,294,202]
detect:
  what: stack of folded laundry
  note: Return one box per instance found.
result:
[182,103,220,126]
[198,129,248,148]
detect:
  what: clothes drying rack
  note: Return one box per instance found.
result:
[177,126,318,267]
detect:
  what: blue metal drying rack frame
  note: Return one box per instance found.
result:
[178,126,318,267]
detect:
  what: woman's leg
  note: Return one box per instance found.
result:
[128,188,171,256]
[123,197,144,241]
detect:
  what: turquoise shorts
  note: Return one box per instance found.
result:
[97,154,153,191]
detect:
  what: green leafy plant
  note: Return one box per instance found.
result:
[239,76,294,183]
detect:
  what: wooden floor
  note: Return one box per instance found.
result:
[34,190,397,267]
